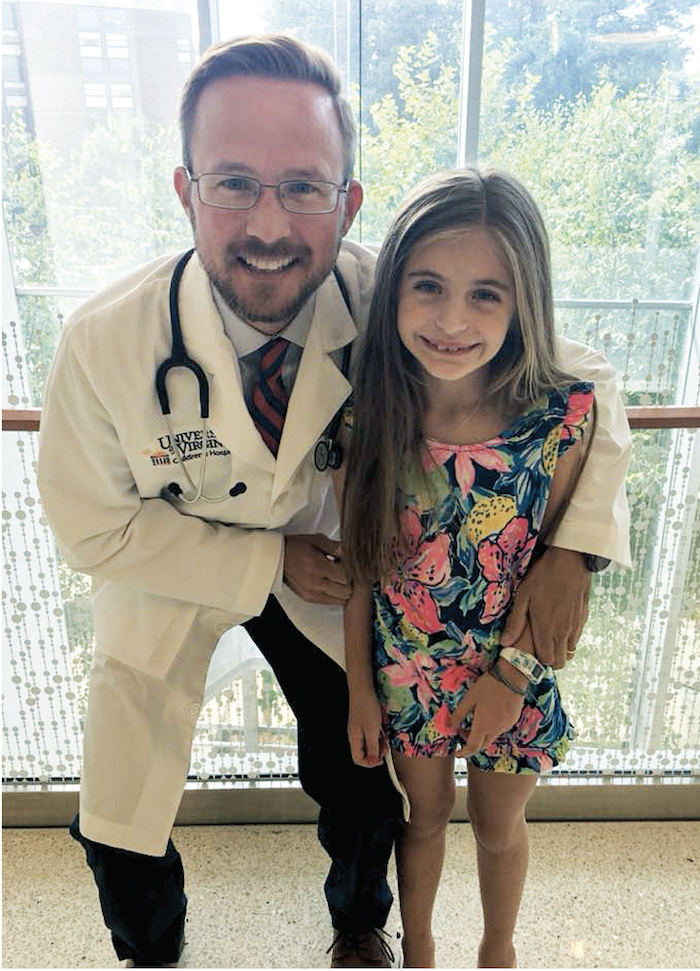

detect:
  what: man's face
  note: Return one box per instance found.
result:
[174,76,362,335]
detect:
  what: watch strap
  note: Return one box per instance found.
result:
[499,647,547,683]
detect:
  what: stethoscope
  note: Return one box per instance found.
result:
[155,249,352,504]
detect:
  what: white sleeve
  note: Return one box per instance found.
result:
[37,330,283,615]
[553,336,632,568]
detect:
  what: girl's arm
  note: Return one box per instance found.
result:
[344,583,387,767]
[332,464,387,768]
[540,434,588,539]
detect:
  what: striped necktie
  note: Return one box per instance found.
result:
[250,337,290,456]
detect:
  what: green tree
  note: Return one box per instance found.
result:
[480,70,700,300]
[486,0,699,109]
[2,114,62,405]
[262,0,462,130]
[44,114,190,290]
[352,28,700,326]
[2,113,56,287]
[355,32,460,240]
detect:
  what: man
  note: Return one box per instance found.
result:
[37,34,631,970]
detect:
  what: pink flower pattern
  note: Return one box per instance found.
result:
[477,517,538,624]
[384,649,439,712]
[425,441,510,496]
[385,508,450,634]
[559,392,593,442]
[432,704,460,738]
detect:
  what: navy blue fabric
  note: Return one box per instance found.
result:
[246,596,403,929]
[69,815,186,964]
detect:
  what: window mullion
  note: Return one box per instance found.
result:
[457,0,486,166]
[197,0,219,54]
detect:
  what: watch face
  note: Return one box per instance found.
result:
[530,659,546,681]
[585,553,611,572]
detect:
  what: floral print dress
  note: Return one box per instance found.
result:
[373,382,594,773]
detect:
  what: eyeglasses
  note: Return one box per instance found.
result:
[189,173,348,214]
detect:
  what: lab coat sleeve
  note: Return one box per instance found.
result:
[37,331,282,616]
[552,336,632,568]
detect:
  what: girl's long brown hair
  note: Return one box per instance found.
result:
[341,167,574,585]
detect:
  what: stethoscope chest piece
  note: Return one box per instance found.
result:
[314,438,344,472]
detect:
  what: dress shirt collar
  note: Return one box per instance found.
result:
[211,284,316,358]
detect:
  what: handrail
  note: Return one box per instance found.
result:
[3,409,41,432]
[624,406,700,429]
[3,406,700,433]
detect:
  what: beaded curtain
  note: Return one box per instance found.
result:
[3,300,698,785]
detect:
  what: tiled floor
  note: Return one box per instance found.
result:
[2,821,699,969]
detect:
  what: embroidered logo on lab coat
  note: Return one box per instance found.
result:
[142,429,231,466]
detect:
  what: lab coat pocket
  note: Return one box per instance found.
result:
[91,580,200,680]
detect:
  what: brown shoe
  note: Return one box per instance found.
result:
[123,960,178,968]
[329,928,395,968]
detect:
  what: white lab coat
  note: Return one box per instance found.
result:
[37,241,631,855]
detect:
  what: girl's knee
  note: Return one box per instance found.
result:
[466,767,537,852]
[406,780,456,838]
[468,796,526,853]
[394,754,456,838]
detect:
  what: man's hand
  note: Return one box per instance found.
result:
[501,546,591,669]
[450,671,525,756]
[348,688,387,768]
[283,533,352,605]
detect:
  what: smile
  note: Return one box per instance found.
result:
[238,255,298,273]
[420,335,478,355]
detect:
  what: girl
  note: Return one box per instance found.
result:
[339,168,594,969]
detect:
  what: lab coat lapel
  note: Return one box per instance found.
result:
[272,275,356,502]
[177,254,275,473]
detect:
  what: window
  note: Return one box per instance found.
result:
[2,2,29,127]
[2,0,699,790]
[3,0,17,30]
[103,6,127,32]
[3,51,22,78]
[105,31,128,57]
[77,13,131,108]
[110,81,132,108]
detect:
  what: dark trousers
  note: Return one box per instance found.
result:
[71,596,403,964]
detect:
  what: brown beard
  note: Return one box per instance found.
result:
[208,265,327,324]
[199,237,343,326]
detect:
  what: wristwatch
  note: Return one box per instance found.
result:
[498,647,547,684]
[582,553,611,572]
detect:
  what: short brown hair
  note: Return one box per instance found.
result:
[180,33,357,181]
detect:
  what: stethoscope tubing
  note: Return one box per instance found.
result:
[155,250,352,500]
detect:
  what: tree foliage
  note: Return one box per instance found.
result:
[484,0,699,108]
[2,114,57,287]
[355,32,460,239]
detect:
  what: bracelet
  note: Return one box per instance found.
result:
[498,646,547,684]
[489,660,528,697]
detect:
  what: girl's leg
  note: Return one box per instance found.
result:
[466,764,539,969]
[392,753,456,969]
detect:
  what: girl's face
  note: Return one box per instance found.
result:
[396,226,515,390]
